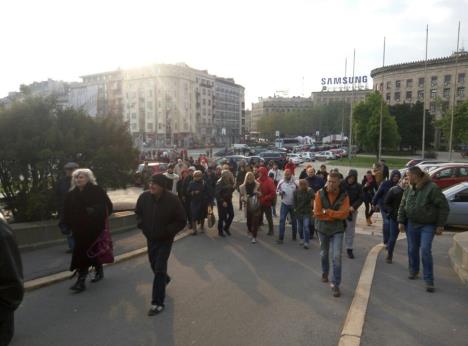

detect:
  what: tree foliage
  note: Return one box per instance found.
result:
[437,100,468,147]
[0,97,139,222]
[353,92,400,156]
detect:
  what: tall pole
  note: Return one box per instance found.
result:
[449,21,461,161]
[378,37,386,161]
[341,57,347,148]
[349,49,356,165]
[422,25,428,159]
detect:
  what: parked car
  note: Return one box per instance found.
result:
[214,155,249,166]
[428,163,468,189]
[287,153,304,165]
[443,182,468,226]
[405,159,424,167]
[259,151,287,168]
[298,151,316,162]
[134,162,168,186]
[214,149,235,157]
[315,151,337,161]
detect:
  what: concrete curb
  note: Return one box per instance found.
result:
[338,243,385,346]
[24,228,193,292]
[448,231,468,286]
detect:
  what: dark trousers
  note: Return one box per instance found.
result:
[308,218,316,239]
[0,311,14,346]
[147,240,173,306]
[218,201,234,233]
[260,204,274,233]
[364,202,374,219]
[247,210,260,237]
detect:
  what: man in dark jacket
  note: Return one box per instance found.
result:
[398,166,449,293]
[0,215,24,346]
[136,174,187,316]
[372,169,401,246]
[305,167,325,239]
[340,169,363,259]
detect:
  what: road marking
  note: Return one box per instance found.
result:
[24,228,193,292]
[338,243,385,346]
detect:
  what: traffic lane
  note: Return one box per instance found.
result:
[361,235,468,346]
[13,225,381,346]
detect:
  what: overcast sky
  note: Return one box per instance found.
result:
[1,0,467,106]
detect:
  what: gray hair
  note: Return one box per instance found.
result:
[70,168,97,191]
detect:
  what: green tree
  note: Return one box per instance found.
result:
[438,100,468,147]
[389,101,434,151]
[0,97,139,222]
[353,92,400,157]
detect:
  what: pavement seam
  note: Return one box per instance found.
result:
[23,228,193,292]
[338,243,385,346]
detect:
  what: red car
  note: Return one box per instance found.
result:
[134,162,168,186]
[428,164,468,189]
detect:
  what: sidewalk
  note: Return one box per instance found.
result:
[361,234,468,346]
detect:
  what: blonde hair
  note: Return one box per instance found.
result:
[70,168,97,191]
[242,171,256,185]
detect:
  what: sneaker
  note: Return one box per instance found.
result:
[331,285,341,297]
[385,255,392,264]
[321,273,329,283]
[347,249,355,259]
[426,283,435,293]
[408,272,419,280]
[251,238,257,244]
[148,305,165,316]
[276,239,284,244]
[303,243,309,250]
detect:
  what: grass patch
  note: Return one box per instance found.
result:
[333,156,408,169]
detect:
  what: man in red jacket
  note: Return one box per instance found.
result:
[257,167,276,235]
[284,159,296,176]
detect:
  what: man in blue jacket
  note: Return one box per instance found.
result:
[372,170,401,246]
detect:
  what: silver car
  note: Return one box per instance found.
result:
[443,182,468,226]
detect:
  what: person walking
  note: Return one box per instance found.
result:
[318,164,328,181]
[257,167,276,236]
[268,163,283,217]
[340,169,363,259]
[236,161,248,211]
[397,166,449,292]
[362,170,378,226]
[215,170,235,237]
[294,179,315,249]
[314,172,350,297]
[284,159,296,176]
[56,162,79,253]
[187,170,211,235]
[135,174,187,316]
[64,169,113,293]
[383,175,409,263]
[380,159,390,180]
[163,164,179,194]
[276,169,298,243]
[372,170,401,247]
[240,172,261,243]
[0,214,24,346]
[305,167,325,239]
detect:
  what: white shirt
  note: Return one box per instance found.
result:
[276,178,298,206]
[268,168,283,183]
[163,172,179,194]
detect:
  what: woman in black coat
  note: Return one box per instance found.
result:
[64,169,113,293]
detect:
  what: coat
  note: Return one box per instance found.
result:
[187,179,211,221]
[64,183,113,271]
[257,167,276,207]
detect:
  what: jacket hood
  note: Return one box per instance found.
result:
[346,169,358,179]
[390,169,401,180]
[258,167,269,180]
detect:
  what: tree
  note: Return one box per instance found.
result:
[389,101,435,151]
[438,100,468,147]
[353,92,400,157]
[0,97,139,222]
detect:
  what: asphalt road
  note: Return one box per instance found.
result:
[13,225,381,346]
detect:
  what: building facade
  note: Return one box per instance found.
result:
[311,88,371,104]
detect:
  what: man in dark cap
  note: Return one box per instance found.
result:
[135,174,187,316]
[0,213,24,345]
[56,162,79,253]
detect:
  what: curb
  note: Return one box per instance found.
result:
[24,228,193,292]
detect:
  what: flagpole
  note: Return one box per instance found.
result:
[422,25,428,159]
[341,57,347,149]
[448,21,461,161]
[378,37,386,161]
[349,49,355,165]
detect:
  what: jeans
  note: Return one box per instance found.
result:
[279,203,297,240]
[297,215,311,244]
[387,218,400,258]
[260,204,274,233]
[0,311,14,346]
[406,222,436,284]
[318,232,344,287]
[247,210,260,238]
[218,200,234,233]
[380,210,390,245]
[344,211,358,250]
[148,240,173,306]
[272,195,277,217]
[364,201,374,219]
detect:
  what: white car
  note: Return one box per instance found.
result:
[287,153,303,164]
[443,182,468,226]
[315,151,337,161]
[298,152,316,162]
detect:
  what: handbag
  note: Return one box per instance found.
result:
[87,215,114,264]
[207,205,216,228]
[247,195,260,212]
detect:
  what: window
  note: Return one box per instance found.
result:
[406,79,413,88]
[394,92,400,101]
[131,113,137,119]
[430,89,437,99]
[147,123,153,131]
[454,189,468,202]
[459,73,465,84]
[147,101,153,109]
[418,77,425,88]
[430,102,436,113]
[406,91,412,101]
[131,124,137,131]
[457,87,465,97]
[202,88,206,95]
[458,168,468,177]
[437,168,453,179]
[418,90,424,99]
[431,76,438,87]
[386,81,391,89]
[444,75,451,85]
[443,88,450,98]
[395,80,401,89]
[379,83,383,91]
[386,93,391,101]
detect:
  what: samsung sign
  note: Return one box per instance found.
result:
[321,76,368,85]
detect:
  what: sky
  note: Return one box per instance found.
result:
[1,0,467,106]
